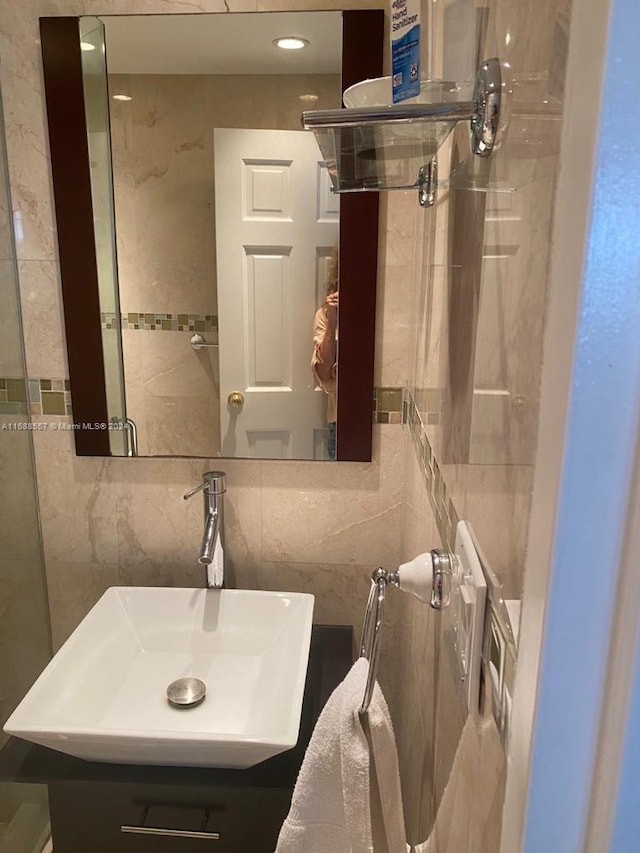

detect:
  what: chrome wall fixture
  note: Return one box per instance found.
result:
[183,471,227,588]
[190,333,218,351]
[109,415,139,456]
[359,567,393,715]
[359,549,455,714]
[470,57,503,158]
[418,158,438,209]
[124,417,138,457]
[358,521,488,718]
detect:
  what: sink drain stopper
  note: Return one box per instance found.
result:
[166,677,206,709]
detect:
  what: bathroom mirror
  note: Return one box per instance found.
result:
[40,10,383,460]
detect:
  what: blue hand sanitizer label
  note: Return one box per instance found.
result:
[391,0,421,103]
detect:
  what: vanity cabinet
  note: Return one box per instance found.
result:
[0,625,352,853]
[49,780,291,852]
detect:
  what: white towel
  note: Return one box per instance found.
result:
[275,657,407,853]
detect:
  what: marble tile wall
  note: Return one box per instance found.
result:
[31,421,405,650]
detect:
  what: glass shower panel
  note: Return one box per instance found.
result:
[423,0,571,848]
[0,76,52,851]
[423,4,508,851]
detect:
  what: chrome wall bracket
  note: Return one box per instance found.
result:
[418,158,438,208]
[190,333,218,351]
[109,416,138,457]
[471,57,503,157]
[358,553,453,714]
[359,523,489,719]
[430,549,453,609]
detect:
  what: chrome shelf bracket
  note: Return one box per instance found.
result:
[471,57,503,158]
[418,157,438,208]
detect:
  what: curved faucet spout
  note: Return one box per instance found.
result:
[199,510,218,566]
[201,508,224,587]
[184,471,227,589]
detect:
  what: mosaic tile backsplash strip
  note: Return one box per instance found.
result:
[1,379,405,425]
[374,386,403,424]
[29,379,72,416]
[101,312,218,332]
[405,391,460,551]
[0,378,71,416]
[0,378,28,414]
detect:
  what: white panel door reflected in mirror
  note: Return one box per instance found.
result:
[87,12,344,459]
[214,129,339,460]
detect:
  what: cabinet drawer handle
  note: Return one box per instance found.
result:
[122,805,220,840]
[121,825,220,840]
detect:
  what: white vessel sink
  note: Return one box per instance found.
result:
[4,587,314,769]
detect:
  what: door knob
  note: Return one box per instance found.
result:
[228,391,244,409]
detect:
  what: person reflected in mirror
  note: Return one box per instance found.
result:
[312,251,338,460]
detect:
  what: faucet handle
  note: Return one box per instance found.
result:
[183,480,207,501]
[183,471,227,501]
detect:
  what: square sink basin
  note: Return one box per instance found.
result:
[4,587,314,768]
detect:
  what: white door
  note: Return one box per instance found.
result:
[214,128,339,459]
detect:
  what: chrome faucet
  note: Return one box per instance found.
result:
[183,471,227,588]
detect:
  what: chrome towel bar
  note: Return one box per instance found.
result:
[359,567,399,716]
[190,333,218,350]
[359,550,455,715]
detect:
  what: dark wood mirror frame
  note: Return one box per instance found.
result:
[39,10,383,461]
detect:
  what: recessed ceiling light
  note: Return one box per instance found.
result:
[112,94,132,102]
[80,41,96,52]
[274,37,309,51]
[299,94,319,103]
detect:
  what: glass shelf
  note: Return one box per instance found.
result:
[302,58,562,199]
[303,102,561,196]
[303,101,474,193]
